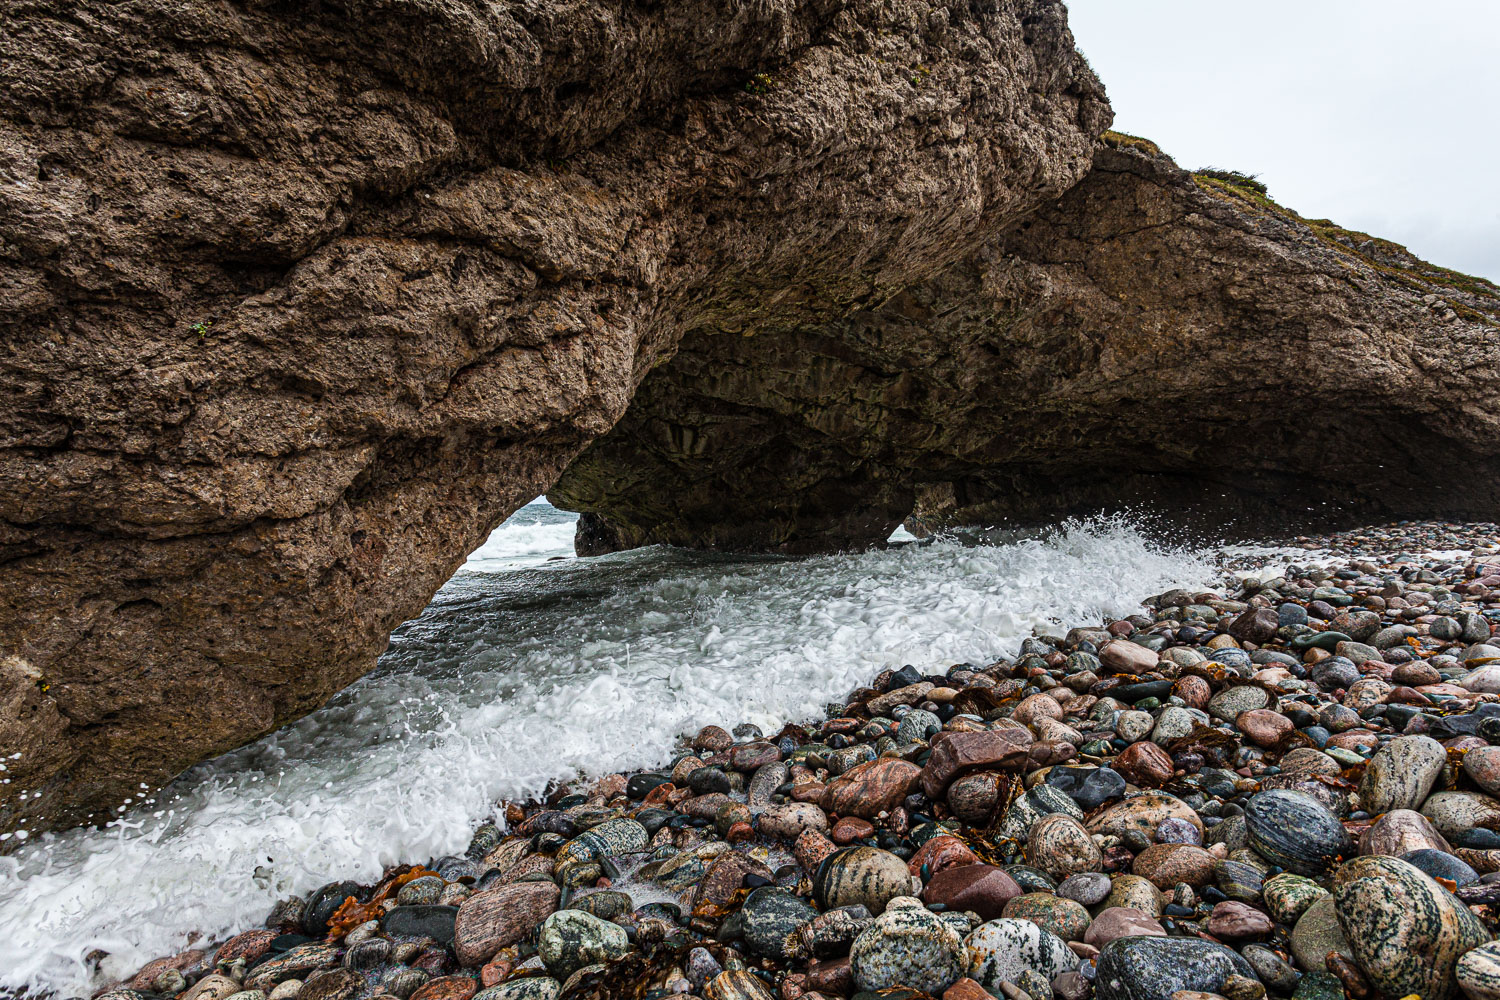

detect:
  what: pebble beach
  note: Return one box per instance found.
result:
[92,522,1500,1000]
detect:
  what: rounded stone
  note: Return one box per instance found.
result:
[1290,895,1357,978]
[1357,735,1445,814]
[1082,906,1165,948]
[1093,936,1256,1000]
[1027,813,1103,881]
[1331,855,1492,1000]
[1131,843,1215,889]
[849,898,967,994]
[1245,789,1352,876]
[1001,892,1091,942]
[921,864,1023,921]
[812,846,916,915]
[1209,686,1270,722]
[1360,808,1451,857]
[1086,791,1203,845]
[1465,746,1500,797]
[1422,791,1500,840]
[1057,871,1112,907]
[536,909,631,981]
[741,886,817,961]
[1400,848,1480,888]
[1263,872,1329,925]
[963,918,1076,995]
[1102,874,1164,918]
[1457,940,1500,1000]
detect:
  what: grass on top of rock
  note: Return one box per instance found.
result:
[1190,168,1500,316]
[1101,129,1162,156]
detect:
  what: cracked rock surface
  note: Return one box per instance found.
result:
[0,0,1105,833]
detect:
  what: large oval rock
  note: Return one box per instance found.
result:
[1358,735,1445,814]
[537,909,631,981]
[963,918,1075,994]
[849,897,967,993]
[1245,789,1352,876]
[454,881,561,967]
[1331,855,1491,1000]
[821,758,922,818]
[1027,813,1103,881]
[1092,936,1256,1000]
[812,847,916,915]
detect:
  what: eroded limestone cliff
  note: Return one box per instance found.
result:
[550,134,1500,550]
[0,0,1106,833]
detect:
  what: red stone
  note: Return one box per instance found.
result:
[409,975,478,1000]
[831,816,874,844]
[907,834,978,876]
[943,978,996,1000]
[1114,741,1174,788]
[1084,907,1164,947]
[921,864,1022,920]
[213,930,276,967]
[919,729,1033,798]
[453,880,559,967]
[822,758,921,818]
[805,958,853,995]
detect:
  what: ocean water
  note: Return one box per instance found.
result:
[0,501,1228,994]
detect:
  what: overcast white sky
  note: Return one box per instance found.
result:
[1065,1,1500,282]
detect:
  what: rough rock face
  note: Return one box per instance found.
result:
[0,0,1106,833]
[550,134,1500,551]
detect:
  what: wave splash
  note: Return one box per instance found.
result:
[0,509,1219,993]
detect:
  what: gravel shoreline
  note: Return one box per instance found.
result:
[98,522,1500,1000]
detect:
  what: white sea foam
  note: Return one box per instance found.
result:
[0,509,1218,994]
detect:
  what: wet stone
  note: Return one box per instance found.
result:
[849,898,967,994]
[1001,892,1090,941]
[1056,871,1112,907]
[1357,734,1445,813]
[1093,936,1256,1000]
[1331,854,1492,1000]
[537,909,631,981]
[453,881,560,968]
[383,904,459,945]
[1027,813,1103,881]
[1290,893,1354,973]
[1245,789,1351,876]
[1083,906,1165,948]
[922,864,1023,921]
[1457,940,1500,1000]
[963,917,1076,995]
[813,847,915,916]
[741,887,817,961]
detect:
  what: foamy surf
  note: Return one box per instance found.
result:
[0,507,1220,994]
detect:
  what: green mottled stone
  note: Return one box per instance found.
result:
[1263,872,1329,925]
[537,909,631,981]
[1332,855,1492,1000]
[849,898,966,993]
